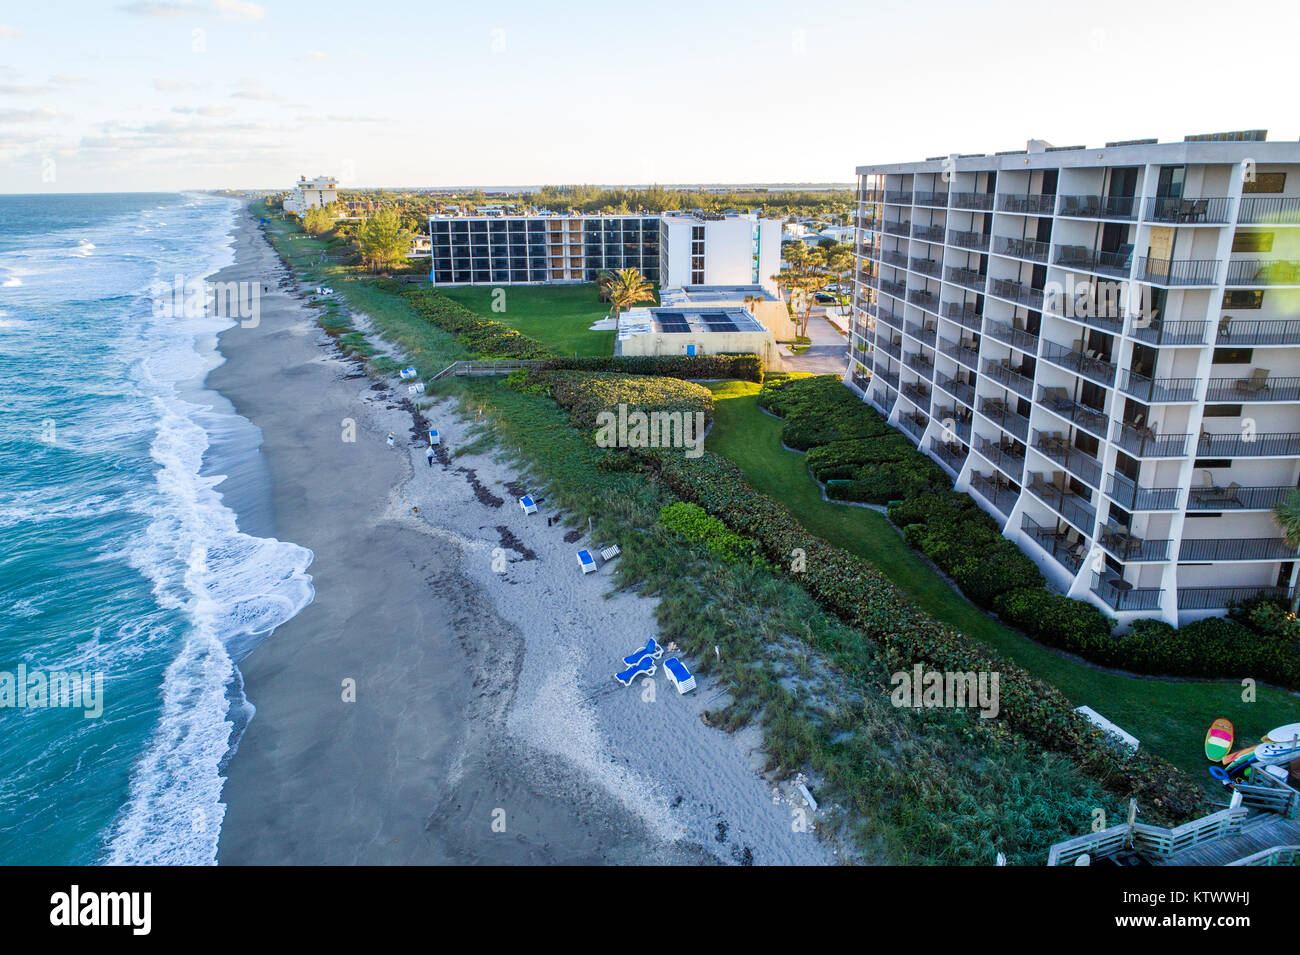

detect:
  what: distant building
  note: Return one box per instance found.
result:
[283,175,338,215]
[616,305,782,369]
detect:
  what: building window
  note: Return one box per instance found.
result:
[1232,231,1274,253]
[1203,404,1243,417]
[1193,459,1233,469]
[1243,173,1286,193]
[1213,347,1253,364]
[1223,290,1264,309]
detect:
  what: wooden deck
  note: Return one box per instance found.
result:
[1156,817,1300,866]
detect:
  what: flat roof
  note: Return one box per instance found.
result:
[659,285,777,306]
[617,306,767,338]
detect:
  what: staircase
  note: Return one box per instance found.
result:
[429,359,548,381]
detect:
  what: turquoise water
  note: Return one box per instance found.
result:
[0,193,313,864]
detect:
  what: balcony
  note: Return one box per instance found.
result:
[994,235,1051,263]
[1092,574,1163,611]
[941,302,983,331]
[880,279,907,298]
[978,396,1030,441]
[1205,374,1300,402]
[1129,319,1209,346]
[1054,245,1133,278]
[883,220,911,237]
[934,372,976,407]
[939,336,981,370]
[900,380,932,405]
[1117,370,1201,403]
[911,224,945,243]
[1022,515,1087,574]
[948,229,990,251]
[884,190,913,205]
[1196,430,1300,458]
[1040,340,1117,387]
[915,190,949,208]
[1179,538,1297,562]
[1225,259,1300,287]
[867,387,893,415]
[975,434,1026,475]
[881,249,909,268]
[898,410,928,440]
[984,318,1039,353]
[998,193,1057,215]
[876,335,902,359]
[989,277,1044,310]
[1238,197,1300,225]
[1058,195,1138,220]
[875,307,904,329]
[904,350,935,376]
[1137,256,1221,286]
[930,436,968,474]
[1187,484,1295,511]
[1043,290,1125,335]
[1037,387,1109,439]
[970,471,1020,516]
[983,358,1036,399]
[909,256,941,277]
[1143,196,1233,224]
[1107,472,1180,511]
[1032,430,1102,487]
[908,289,939,312]
[876,368,900,390]
[855,215,880,232]
[1098,524,1171,562]
[1027,473,1096,530]
[904,320,937,347]
[951,192,995,211]
[945,266,986,292]
[1218,318,1300,346]
[1110,421,1190,458]
[1178,585,1293,610]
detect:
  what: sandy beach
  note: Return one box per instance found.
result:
[212,207,833,865]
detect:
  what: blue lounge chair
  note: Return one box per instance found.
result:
[428,429,440,445]
[622,638,664,667]
[616,656,656,686]
[664,657,696,694]
[520,495,537,515]
[577,549,596,574]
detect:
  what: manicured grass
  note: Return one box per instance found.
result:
[438,283,634,358]
[705,380,1300,780]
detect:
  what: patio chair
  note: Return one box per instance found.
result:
[1218,314,1233,340]
[1235,367,1271,395]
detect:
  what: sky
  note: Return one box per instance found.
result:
[1,0,1299,193]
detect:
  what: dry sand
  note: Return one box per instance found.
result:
[213,208,833,865]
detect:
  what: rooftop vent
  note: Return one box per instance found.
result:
[1184,130,1267,143]
[1105,138,1159,147]
[1045,144,1086,152]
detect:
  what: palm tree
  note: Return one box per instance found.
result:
[599,267,655,332]
[1273,488,1300,612]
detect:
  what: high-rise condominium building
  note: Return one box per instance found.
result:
[849,132,1300,624]
[427,211,781,293]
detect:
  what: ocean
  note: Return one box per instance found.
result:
[0,193,314,865]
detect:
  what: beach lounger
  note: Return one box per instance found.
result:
[400,367,418,379]
[428,430,440,445]
[664,657,696,695]
[519,495,537,515]
[622,638,664,667]
[577,549,597,574]
[407,383,425,395]
[600,544,621,561]
[615,656,656,686]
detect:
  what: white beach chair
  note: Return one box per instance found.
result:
[600,544,621,561]
[519,495,537,515]
[577,549,597,574]
[664,657,696,695]
[428,430,440,446]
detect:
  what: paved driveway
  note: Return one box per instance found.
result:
[782,309,850,375]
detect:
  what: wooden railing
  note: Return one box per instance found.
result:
[430,359,548,380]
[1046,824,1131,866]
[1228,845,1300,866]
[1047,807,1249,865]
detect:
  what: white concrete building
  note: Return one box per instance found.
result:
[427,211,782,294]
[283,175,338,215]
[849,131,1300,624]
[616,305,781,369]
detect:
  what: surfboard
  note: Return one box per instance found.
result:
[1263,722,1300,744]
[1204,718,1234,762]
[1253,740,1300,766]
[1223,744,1257,771]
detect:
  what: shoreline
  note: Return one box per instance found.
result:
[210,206,833,864]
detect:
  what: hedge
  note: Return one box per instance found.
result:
[391,284,557,359]
[533,370,714,440]
[542,354,764,383]
[645,448,1201,821]
[657,501,765,565]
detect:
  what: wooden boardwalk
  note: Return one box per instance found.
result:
[1156,817,1300,866]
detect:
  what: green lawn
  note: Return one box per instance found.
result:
[705,380,1300,780]
[438,283,636,358]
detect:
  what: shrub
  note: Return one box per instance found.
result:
[658,501,763,565]
[994,589,1113,658]
[535,370,714,439]
[542,354,763,383]
[392,284,556,359]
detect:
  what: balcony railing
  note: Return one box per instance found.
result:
[1092,574,1163,611]
[1098,525,1171,562]
[1054,246,1133,277]
[904,350,934,375]
[941,302,982,331]
[1187,485,1295,511]
[898,410,928,440]
[931,408,972,441]
[1143,196,1233,224]
[1022,515,1086,574]
[994,235,1050,263]
[1117,370,1201,403]
[1180,538,1297,562]
[1137,256,1221,286]
[984,319,1039,352]
[1177,585,1293,610]
[875,307,903,329]
[908,289,939,311]
[915,190,949,207]
[1042,291,1125,334]
[1107,472,1180,511]
[970,471,1019,516]
[1197,431,1300,457]
[1218,318,1300,346]
[1058,195,1138,220]
[909,256,941,276]
[978,398,1030,441]
[1027,475,1096,530]
[876,368,900,390]
[904,320,937,347]
[976,435,1026,474]
[939,336,981,369]
[876,336,902,359]
[880,279,907,298]
[1225,259,1300,287]
[1237,196,1300,225]
[1205,375,1300,402]
[930,436,968,473]
[881,249,909,268]
[951,191,995,211]
[1036,389,1109,439]
[900,381,932,405]
[1130,319,1209,346]
[1110,421,1190,458]
[998,193,1057,215]
[884,190,913,205]
[934,372,976,407]
[1040,340,1117,387]
[989,277,1044,310]
[1032,430,1102,487]
[947,229,990,251]
[911,224,945,243]
[945,266,986,291]
[983,359,1036,399]
[883,220,911,237]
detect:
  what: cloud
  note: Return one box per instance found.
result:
[154,77,207,91]
[172,104,235,117]
[212,0,265,20]
[0,26,19,38]
[118,1,200,16]
[0,108,66,122]
[296,51,329,63]
[230,77,281,101]
[0,83,56,95]
[50,74,90,86]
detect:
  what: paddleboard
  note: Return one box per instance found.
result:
[1252,740,1300,766]
[1263,722,1300,744]
[1204,718,1234,762]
